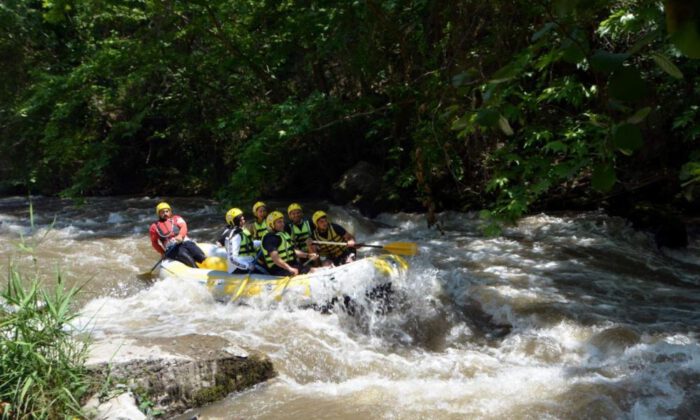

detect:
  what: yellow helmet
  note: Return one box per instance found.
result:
[287,202,302,215]
[225,208,243,226]
[266,211,284,230]
[155,202,171,216]
[312,210,328,226]
[252,201,267,214]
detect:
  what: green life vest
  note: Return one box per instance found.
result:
[312,224,344,258]
[225,227,256,257]
[253,220,269,240]
[288,219,311,251]
[238,228,256,257]
[261,231,296,269]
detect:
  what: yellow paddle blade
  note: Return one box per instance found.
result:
[137,257,165,282]
[383,241,418,256]
[137,271,154,280]
[231,275,251,302]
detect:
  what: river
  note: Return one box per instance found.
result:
[1,196,699,419]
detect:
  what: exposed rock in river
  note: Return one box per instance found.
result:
[332,161,384,217]
[84,334,275,418]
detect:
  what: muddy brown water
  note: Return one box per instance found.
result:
[1,196,699,419]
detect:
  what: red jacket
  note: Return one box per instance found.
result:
[149,215,188,255]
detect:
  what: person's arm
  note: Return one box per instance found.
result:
[173,216,188,242]
[334,223,356,248]
[343,231,356,248]
[270,250,299,276]
[306,238,317,253]
[294,248,318,261]
[149,224,165,256]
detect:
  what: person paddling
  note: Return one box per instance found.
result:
[310,210,357,266]
[285,203,313,259]
[216,208,235,247]
[149,202,205,268]
[250,201,269,241]
[258,211,318,276]
[223,208,262,274]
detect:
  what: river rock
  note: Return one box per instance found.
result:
[331,161,383,216]
[85,334,275,418]
[606,198,688,249]
[83,391,146,420]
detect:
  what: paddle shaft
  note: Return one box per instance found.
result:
[312,240,369,247]
[138,256,164,280]
[311,240,417,256]
[149,257,165,272]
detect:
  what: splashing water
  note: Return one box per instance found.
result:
[1,197,699,418]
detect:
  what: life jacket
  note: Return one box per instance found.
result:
[226,227,256,257]
[288,219,311,251]
[261,231,296,269]
[154,216,181,246]
[312,224,344,258]
[253,219,269,240]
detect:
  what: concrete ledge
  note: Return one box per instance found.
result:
[85,334,275,418]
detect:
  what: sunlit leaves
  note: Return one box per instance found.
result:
[451,109,513,137]
[537,76,591,107]
[486,176,509,192]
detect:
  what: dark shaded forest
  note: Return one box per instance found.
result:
[1,0,699,229]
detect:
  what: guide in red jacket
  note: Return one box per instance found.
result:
[149,202,205,267]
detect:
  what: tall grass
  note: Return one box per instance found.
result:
[0,269,90,419]
[1,199,90,418]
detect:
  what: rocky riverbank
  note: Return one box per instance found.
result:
[83,334,275,418]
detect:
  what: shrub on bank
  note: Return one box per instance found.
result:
[0,267,90,419]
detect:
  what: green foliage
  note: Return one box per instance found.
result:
[0,201,90,418]
[1,0,699,226]
[447,0,700,221]
[0,270,90,419]
[665,0,700,59]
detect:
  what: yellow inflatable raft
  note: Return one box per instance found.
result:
[156,243,408,304]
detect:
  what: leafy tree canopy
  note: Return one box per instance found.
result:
[1,0,698,225]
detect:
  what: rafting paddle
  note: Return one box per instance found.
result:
[137,257,164,281]
[312,240,418,256]
[231,275,251,302]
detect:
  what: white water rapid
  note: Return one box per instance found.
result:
[1,197,699,419]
